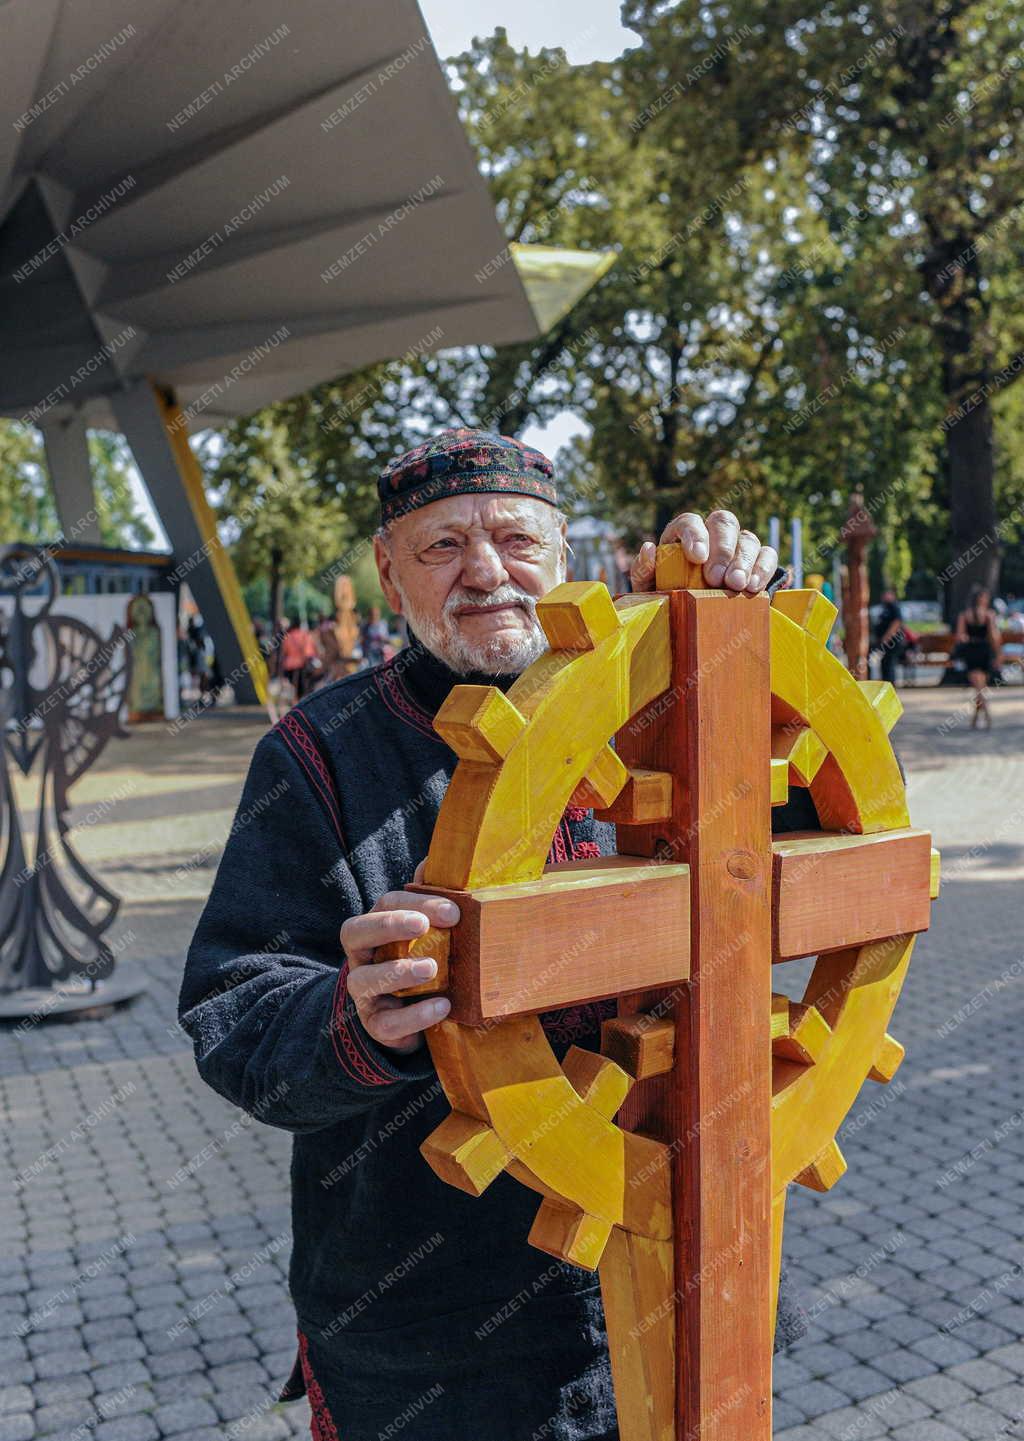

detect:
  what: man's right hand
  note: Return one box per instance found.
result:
[340,867,455,1054]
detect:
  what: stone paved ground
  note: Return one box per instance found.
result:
[1,681,1022,1440]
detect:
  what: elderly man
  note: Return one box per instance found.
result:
[180,428,790,1441]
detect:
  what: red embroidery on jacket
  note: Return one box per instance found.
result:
[277,711,345,848]
[329,964,393,1087]
[297,1331,340,1441]
[375,661,439,740]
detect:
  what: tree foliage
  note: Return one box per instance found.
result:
[63,4,1023,607]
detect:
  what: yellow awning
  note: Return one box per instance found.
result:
[511,243,617,332]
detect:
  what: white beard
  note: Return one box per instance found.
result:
[392,577,557,676]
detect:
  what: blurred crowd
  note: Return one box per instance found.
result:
[256,607,401,708]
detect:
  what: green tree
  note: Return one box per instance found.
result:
[202,417,351,622]
[0,420,56,540]
[0,420,155,549]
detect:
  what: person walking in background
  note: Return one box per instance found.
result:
[955,584,1002,728]
[277,616,317,700]
[874,586,906,685]
[359,604,390,668]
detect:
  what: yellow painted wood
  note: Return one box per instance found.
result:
[770,587,838,644]
[796,1138,848,1192]
[537,579,621,650]
[770,1192,786,1340]
[572,744,629,809]
[563,1045,633,1119]
[930,848,942,898]
[771,723,827,787]
[424,591,671,890]
[420,1013,673,1242]
[434,685,526,762]
[529,1199,614,1270]
[769,602,909,833]
[155,389,268,703]
[770,756,790,805]
[419,1112,510,1196]
[595,767,674,824]
[858,679,903,733]
[408,572,936,1441]
[772,935,916,1193]
[869,1033,905,1083]
[771,994,791,1040]
[600,1226,677,1441]
[773,1003,831,1065]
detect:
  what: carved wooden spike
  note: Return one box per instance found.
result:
[420,1112,510,1196]
[601,1014,675,1080]
[869,1033,905,1083]
[771,993,791,1040]
[858,679,903,733]
[529,1198,613,1271]
[383,927,451,997]
[770,756,790,806]
[770,587,838,644]
[562,1044,632,1120]
[595,767,674,824]
[654,542,707,591]
[600,1229,676,1441]
[771,723,827,787]
[537,580,621,652]
[930,847,942,899]
[571,744,629,810]
[773,1002,831,1065]
[433,685,526,763]
[795,1138,847,1192]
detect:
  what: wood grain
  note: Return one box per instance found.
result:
[405,857,690,1023]
[613,583,774,1441]
[773,828,933,960]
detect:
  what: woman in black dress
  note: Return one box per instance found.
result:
[954,583,1002,727]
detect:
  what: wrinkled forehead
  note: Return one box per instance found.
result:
[393,492,559,545]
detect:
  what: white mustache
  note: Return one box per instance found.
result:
[443,585,538,618]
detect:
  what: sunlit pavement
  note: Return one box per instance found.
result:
[1,684,1022,1439]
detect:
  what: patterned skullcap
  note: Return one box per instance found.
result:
[377,427,557,524]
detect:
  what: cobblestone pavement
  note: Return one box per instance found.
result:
[0,682,1022,1440]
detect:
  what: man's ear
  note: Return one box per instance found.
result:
[373,532,404,615]
[557,515,569,575]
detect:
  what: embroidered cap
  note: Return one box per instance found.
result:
[378,427,558,524]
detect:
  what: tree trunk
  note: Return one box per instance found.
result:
[943,396,1000,621]
[922,230,1001,623]
[270,545,284,626]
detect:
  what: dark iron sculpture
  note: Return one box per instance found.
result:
[0,544,143,1016]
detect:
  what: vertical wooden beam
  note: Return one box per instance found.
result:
[614,585,773,1441]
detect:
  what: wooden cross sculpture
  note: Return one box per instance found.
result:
[385,545,939,1440]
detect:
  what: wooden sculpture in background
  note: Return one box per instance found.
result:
[383,546,939,1441]
[319,575,362,681]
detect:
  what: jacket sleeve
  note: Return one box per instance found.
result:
[178,725,435,1132]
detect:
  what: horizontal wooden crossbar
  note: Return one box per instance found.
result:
[773,827,933,961]
[409,856,690,1024]
[402,828,932,1021]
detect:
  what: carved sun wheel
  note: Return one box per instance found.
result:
[385,545,939,1441]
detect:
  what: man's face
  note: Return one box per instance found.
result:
[374,493,567,674]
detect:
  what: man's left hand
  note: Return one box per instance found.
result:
[630,510,778,595]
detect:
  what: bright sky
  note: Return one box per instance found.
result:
[418,0,637,65]
[418,1,637,466]
[128,2,633,549]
